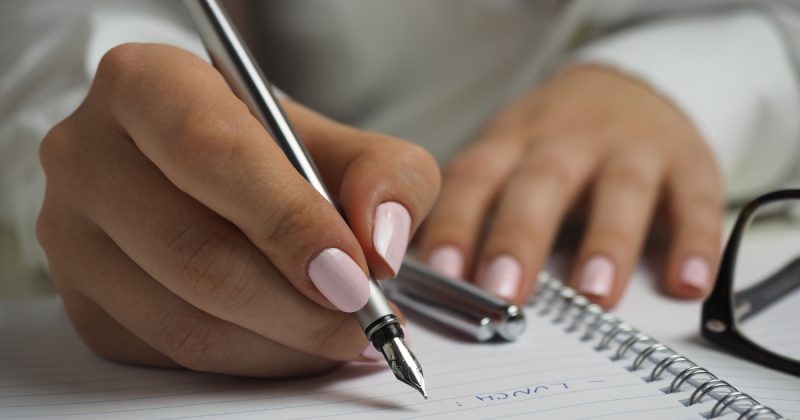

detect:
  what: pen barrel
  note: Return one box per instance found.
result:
[182,0,333,203]
[184,0,404,341]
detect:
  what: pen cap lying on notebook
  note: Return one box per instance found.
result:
[383,259,525,342]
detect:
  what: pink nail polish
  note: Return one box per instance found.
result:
[308,248,370,313]
[479,255,521,300]
[428,246,463,278]
[681,256,710,291]
[361,342,384,362]
[578,256,615,298]
[373,202,412,277]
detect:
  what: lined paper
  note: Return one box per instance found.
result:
[1,298,797,419]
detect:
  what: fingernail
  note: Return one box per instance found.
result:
[308,248,370,313]
[681,256,710,291]
[478,255,522,300]
[428,245,464,278]
[373,202,412,277]
[579,256,615,298]
[361,342,384,362]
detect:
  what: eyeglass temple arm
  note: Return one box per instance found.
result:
[734,255,800,322]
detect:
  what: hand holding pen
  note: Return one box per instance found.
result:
[37,40,439,386]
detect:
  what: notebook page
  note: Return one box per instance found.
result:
[1,298,711,420]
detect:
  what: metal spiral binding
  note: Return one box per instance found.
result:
[614,333,651,361]
[528,274,783,419]
[688,379,735,405]
[668,366,716,394]
[649,354,693,382]
[582,312,617,342]
[597,323,633,352]
[631,343,669,371]
[710,392,759,418]
[567,301,600,333]
[552,289,581,324]
[738,405,781,420]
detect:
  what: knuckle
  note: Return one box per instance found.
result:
[603,162,656,197]
[37,121,82,254]
[445,150,506,186]
[443,156,476,181]
[35,208,55,253]
[160,310,225,371]
[684,187,724,216]
[399,143,441,188]
[39,120,79,178]
[513,220,551,244]
[39,123,64,175]
[167,104,246,180]
[165,103,242,177]
[170,223,256,310]
[396,142,439,176]
[693,193,724,219]
[378,141,442,207]
[95,43,148,92]
[516,154,578,191]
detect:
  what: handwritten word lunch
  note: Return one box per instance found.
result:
[474,382,570,402]
[472,379,607,403]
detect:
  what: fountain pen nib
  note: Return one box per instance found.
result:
[381,337,427,399]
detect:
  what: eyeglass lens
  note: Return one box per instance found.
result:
[731,198,800,363]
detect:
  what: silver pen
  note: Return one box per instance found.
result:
[183,0,426,398]
[387,258,525,342]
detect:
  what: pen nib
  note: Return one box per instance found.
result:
[381,337,427,399]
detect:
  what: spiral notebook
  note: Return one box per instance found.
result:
[1,277,798,419]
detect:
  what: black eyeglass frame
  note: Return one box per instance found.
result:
[702,189,800,377]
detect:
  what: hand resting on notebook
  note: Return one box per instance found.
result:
[418,65,724,308]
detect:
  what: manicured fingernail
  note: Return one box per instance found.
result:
[428,246,464,278]
[681,256,710,291]
[478,255,521,300]
[308,248,370,313]
[373,202,412,277]
[361,342,384,362]
[579,256,615,298]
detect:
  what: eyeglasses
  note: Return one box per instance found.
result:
[702,189,800,377]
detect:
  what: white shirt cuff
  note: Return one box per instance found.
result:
[571,9,800,201]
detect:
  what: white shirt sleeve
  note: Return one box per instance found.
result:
[571,9,800,203]
[0,0,204,269]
